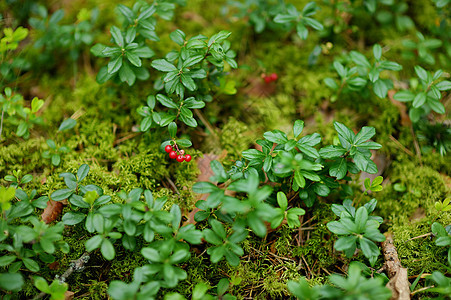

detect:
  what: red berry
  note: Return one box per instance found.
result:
[169,151,177,159]
[176,155,184,162]
[179,149,185,155]
[264,76,272,84]
[184,154,192,162]
[165,145,173,153]
[269,73,278,81]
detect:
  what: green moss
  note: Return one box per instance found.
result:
[376,160,450,223]
[0,138,46,178]
[219,117,256,166]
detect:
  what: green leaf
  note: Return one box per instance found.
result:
[108,56,122,74]
[101,239,115,260]
[393,90,414,102]
[119,63,136,86]
[134,46,154,58]
[168,122,177,138]
[0,273,24,291]
[180,114,197,127]
[51,154,60,166]
[140,116,152,132]
[152,59,177,72]
[77,164,90,182]
[428,100,445,114]
[85,235,102,251]
[334,236,357,251]
[0,255,16,267]
[192,182,218,194]
[263,130,288,144]
[248,214,266,237]
[62,212,85,225]
[34,277,51,293]
[333,61,346,78]
[355,207,369,232]
[324,77,338,89]
[126,51,142,67]
[51,189,73,201]
[360,237,380,258]
[349,51,371,68]
[176,139,192,147]
[294,171,306,188]
[334,122,355,145]
[217,278,229,296]
[274,14,297,23]
[412,92,427,108]
[156,94,178,109]
[296,23,308,40]
[303,17,323,31]
[208,31,231,47]
[373,44,382,60]
[353,153,378,173]
[414,65,428,82]
[23,258,40,272]
[277,192,288,210]
[329,158,347,180]
[181,73,196,91]
[117,4,134,22]
[110,26,124,47]
[141,247,162,262]
[354,127,375,146]
[58,118,76,131]
[170,29,186,46]
[373,79,388,98]
[183,55,203,68]
[319,145,346,159]
[16,122,28,137]
[31,98,44,113]
[436,80,451,91]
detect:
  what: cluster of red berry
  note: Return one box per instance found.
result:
[165,144,192,162]
[261,72,278,84]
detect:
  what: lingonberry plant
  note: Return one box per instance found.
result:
[401,31,443,65]
[393,66,451,123]
[288,262,391,299]
[226,1,323,39]
[327,198,385,266]
[324,44,402,100]
[0,87,44,140]
[431,222,451,266]
[137,28,237,159]
[90,0,185,86]
[0,184,69,294]
[0,26,30,88]
[29,6,98,73]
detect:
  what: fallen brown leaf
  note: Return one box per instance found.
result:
[41,200,63,224]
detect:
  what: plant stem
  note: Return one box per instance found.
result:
[0,109,4,141]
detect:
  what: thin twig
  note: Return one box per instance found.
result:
[194,109,219,141]
[410,285,435,296]
[410,124,422,166]
[389,135,415,157]
[0,109,4,140]
[405,232,432,242]
[113,132,141,146]
[165,176,180,195]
